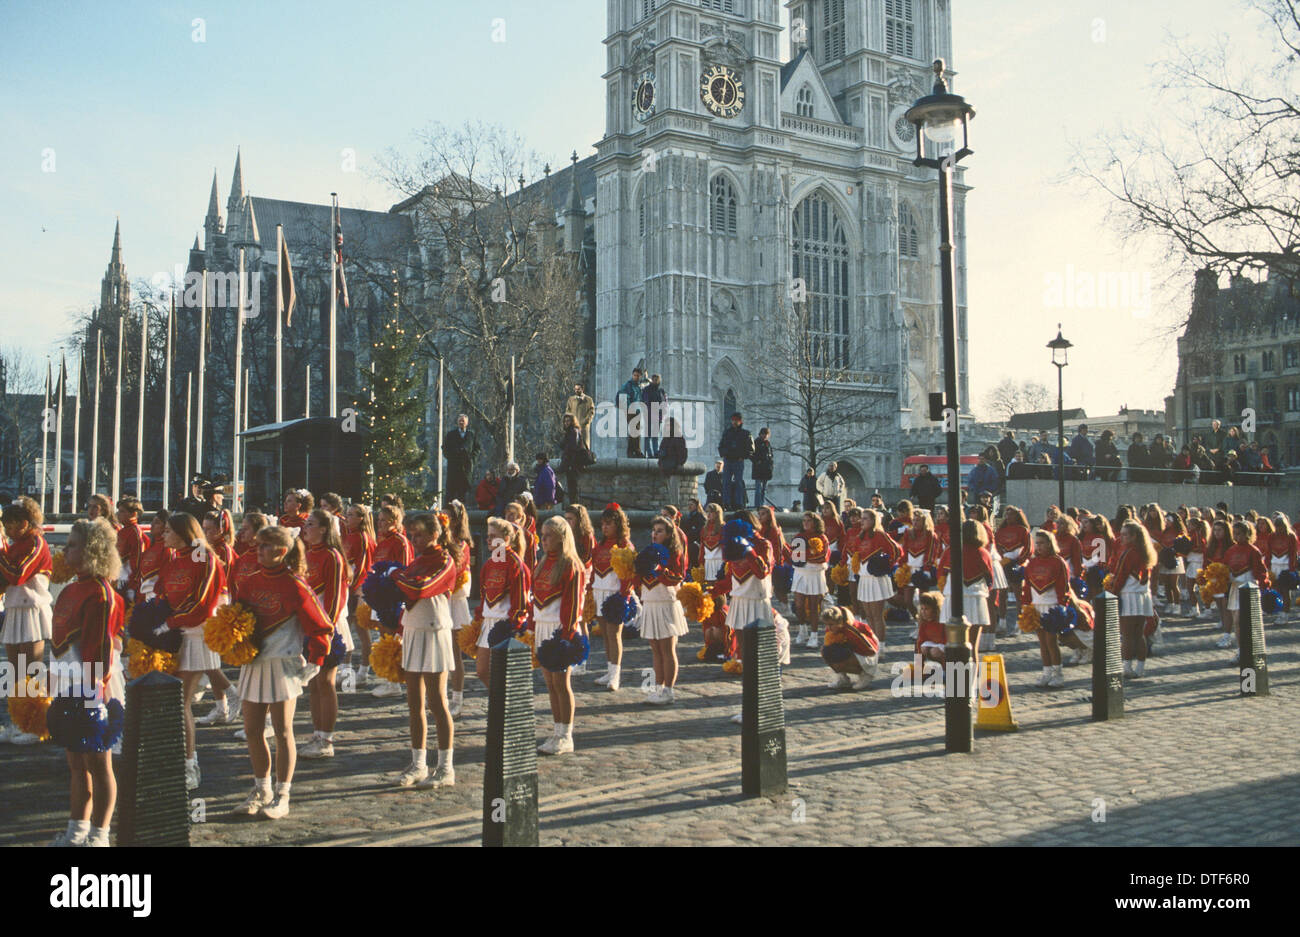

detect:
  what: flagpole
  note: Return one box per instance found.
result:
[305,364,311,419]
[54,358,64,514]
[72,350,83,512]
[91,330,101,496]
[508,354,516,466]
[196,272,206,476]
[183,373,192,497]
[275,225,284,424]
[242,367,249,495]
[162,295,174,510]
[135,310,147,498]
[234,248,245,514]
[40,359,49,514]
[112,318,123,503]
[329,195,338,418]
[437,358,444,505]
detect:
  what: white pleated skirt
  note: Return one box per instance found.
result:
[177,627,221,673]
[857,574,895,604]
[772,612,791,666]
[2,579,53,643]
[478,617,504,649]
[402,626,455,674]
[1185,553,1204,578]
[1119,583,1154,618]
[990,557,1008,590]
[639,584,688,639]
[703,546,724,583]
[941,580,990,626]
[792,563,827,597]
[1226,572,1256,612]
[725,595,772,632]
[238,655,307,703]
[448,596,472,628]
[334,610,355,653]
[1160,556,1185,575]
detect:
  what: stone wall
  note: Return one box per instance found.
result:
[1005,479,1300,521]
[571,458,706,514]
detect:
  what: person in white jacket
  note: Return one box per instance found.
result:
[816,463,847,513]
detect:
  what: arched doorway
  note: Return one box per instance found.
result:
[722,388,738,431]
[836,460,865,505]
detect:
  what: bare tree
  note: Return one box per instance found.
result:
[0,346,48,495]
[1079,0,1300,297]
[981,377,1052,423]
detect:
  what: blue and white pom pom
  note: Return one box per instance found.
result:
[635,543,670,578]
[127,597,180,653]
[865,552,892,577]
[361,561,407,629]
[46,696,126,753]
[1040,604,1077,635]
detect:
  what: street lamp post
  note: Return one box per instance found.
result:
[1048,326,1073,511]
[907,60,975,754]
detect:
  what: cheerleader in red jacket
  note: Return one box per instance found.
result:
[1111,521,1157,675]
[113,497,148,599]
[1020,529,1076,688]
[638,516,688,705]
[47,518,126,847]
[853,509,899,645]
[157,513,225,790]
[445,501,476,714]
[836,506,864,608]
[278,489,312,529]
[790,511,829,649]
[1204,519,1233,641]
[534,517,587,753]
[888,501,913,541]
[969,505,1006,627]
[233,510,265,559]
[1183,516,1209,618]
[1266,513,1298,614]
[503,501,539,569]
[699,503,726,581]
[900,510,940,614]
[371,504,414,699]
[1053,515,1084,579]
[993,507,1032,635]
[474,517,531,687]
[1223,520,1270,650]
[299,509,352,760]
[227,526,332,820]
[202,509,236,572]
[1080,515,1116,578]
[819,604,879,691]
[589,504,633,691]
[757,506,791,602]
[711,528,772,674]
[343,503,376,685]
[86,493,118,530]
[135,510,175,602]
[0,497,54,744]
[820,500,846,566]
[1156,514,1189,611]
[937,520,995,669]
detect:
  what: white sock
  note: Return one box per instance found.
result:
[88,825,110,845]
[451,690,463,704]
[185,755,198,768]
[321,731,333,742]
[412,748,427,769]
[255,775,272,795]
[67,819,90,840]
[436,748,453,770]
[275,781,291,797]
[557,723,572,740]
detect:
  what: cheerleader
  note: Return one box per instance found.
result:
[86,493,119,529]
[1156,513,1189,611]
[320,492,345,519]
[1205,519,1234,642]
[300,509,352,759]
[1266,513,1298,615]
[342,504,376,685]
[0,497,53,745]
[789,511,829,649]
[154,513,225,789]
[970,505,1007,629]
[637,516,688,705]
[1223,520,1270,650]
[1183,515,1209,618]
[189,511,240,728]
[201,509,236,571]
[820,500,845,565]
[1112,521,1158,676]
[1020,529,1075,688]
[1042,505,1060,533]
[519,494,541,562]
[914,590,948,671]
[590,503,634,691]
[47,518,126,847]
[563,503,595,677]
[756,506,791,605]
[837,506,863,609]
[473,518,531,687]
[712,521,773,669]
[534,517,587,751]
[445,501,475,713]
[1053,515,1084,579]
[227,526,332,819]
[390,513,459,788]
[937,520,995,669]
[1080,514,1116,577]
[993,507,1032,636]
[371,505,414,698]
[900,510,941,615]
[279,489,312,529]
[233,510,265,558]
[502,501,538,568]
[113,497,148,599]
[135,510,174,602]
[699,503,725,581]
[820,605,879,690]
[853,509,900,645]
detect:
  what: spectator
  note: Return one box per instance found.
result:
[909,463,942,511]
[564,383,596,449]
[657,417,688,505]
[559,413,587,506]
[798,467,822,509]
[1127,432,1149,483]
[1095,429,1121,481]
[703,460,725,506]
[997,431,1019,467]
[1205,419,1226,458]
[717,412,754,509]
[641,373,667,459]
[618,368,646,458]
[967,454,1000,502]
[1027,433,1049,464]
[1149,434,1173,483]
[751,427,774,508]
[1006,450,1031,481]
[443,413,479,505]
[532,453,557,508]
[816,461,846,512]
[1068,424,1095,476]
[493,461,528,515]
[684,497,706,544]
[1173,445,1192,482]
[475,469,499,511]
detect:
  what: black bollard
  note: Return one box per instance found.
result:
[116,671,190,846]
[741,619,787,797]
[1091,591,1124,721]
[943,617,973,753]
[482,637,539,846]
[1237,582,1270,697]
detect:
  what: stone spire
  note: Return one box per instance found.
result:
[228,147,244,212]
[99,217,130,322]
[234,194,261,248]
[204,169,222,240]
[564,151,585,253]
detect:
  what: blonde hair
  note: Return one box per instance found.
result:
[257,525,306,577]
[1120,521,1159,567]
[347,503,376,542]
[68,518,121,581]
[819,605,854,629]
[487,517,525,558]
[541,515,582,587]
[917,590,944,613]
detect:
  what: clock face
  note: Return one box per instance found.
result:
[633,71,656,121]
[699,64,745,119]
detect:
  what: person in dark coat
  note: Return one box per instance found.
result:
[798,467,822,509]
[641,373,667,459]
[443,414,479,505]
[997,431,1019,467]
[1094,429,1121,481]
[1126,432,1149,483]
[493,462,528,515]
[703,460,725,506]
[175,474,213,517]
[559,413,586,506]
[751,427,774,508]
[657,416,688,475]
[909,463,942,511]
[717,412,754,509]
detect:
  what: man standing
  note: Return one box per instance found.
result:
[1127,432,1149,483]
[717,412,754,509]
[443,413,479,505]
[641,373,666,459]
[909,463,942,512]
[704,460,725,506]
[1205,419,1226,460]
[618,368,646,458]
[997,430,1019,467]
[565,384,595,449]
[176,474,211,516]
[751,427,774,508]
[967,454,1000,503]
[817,461,846,512]
[1068,424,1095,478]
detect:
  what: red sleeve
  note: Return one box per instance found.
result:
[392,549,457,602]
[561,565,584,630]
[511,558,532,626]
[1252,546,1270,587]
[166,556,224,630]
[318,550,346,621]
[0,536,52,586]
[295,576,334,664]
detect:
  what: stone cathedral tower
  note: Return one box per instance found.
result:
[595,0,969,502]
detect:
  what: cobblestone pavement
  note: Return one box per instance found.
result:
[2,603,1296,846]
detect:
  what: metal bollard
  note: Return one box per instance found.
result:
[944,616,973,753]
[1237,583,1270,697]
[741,619,787,797]
[116,671,190,846]
[1091,591,1124,721]
[482,638,539,846]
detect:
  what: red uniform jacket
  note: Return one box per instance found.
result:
[823,515,845,548]
[209,539,235,571]
[993,525,1031,561]
[637,545,686,591]
[232,563,332,663]
[305,543,348,622]
[374,530,413,568]
[532,555,584,630]
[477,550,531,625]
[0,532,53,586]
[392,545,457,605]
[1109,546,1153,591]
[759,520,791,566]
[452,540,473,588]
[791,533,830,566]
[710,549,771,597]
[1054,531,1083,577]
[116,520,149,584]
[1204,535,1231,565]
[51,577,125,686]
[229,550,262,600]
[136,537,175,594]
[854,529,900,567]
[901,529,939,568]
[343,530,376,591]
[1224,543,1269,586]
[592,536,634,595]
[937,545,994,588]
[1020,555,1070,605]
[1079,533,1114,567]
[278,512,308,529]
[836,619,880,657]
[1266,532,1298,569]
[159,550,225,630]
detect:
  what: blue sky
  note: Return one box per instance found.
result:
[0,0,1281,416]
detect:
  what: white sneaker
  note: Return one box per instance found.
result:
[826,670,852,689]
[190,675,210,705]
[806,632,820,650]
[551,734,575,755]
[49,829,88,847]
[849,668,874,690]
[729,711,743,724]
[10,731,42,746]
[1215,633,1234,648]
[396,764,428,787]
[184,759,200,790]
[231,785,273,816]
[1046,666,1065,688]
[1132,660,1146,677]
[261,793,291,819]
[299,736,334,759]
[538,732,559,755]
[372,681,404,698]
[795,624,809,645]
[448,695,463,718]
[196,704,230,726]
[908,627,920,641]
[1035,667,1054,687]
[0,724,14,744]
[83,833,110,847]
[336,666,356,689]
[1124,660,1135,677]
[594,665,612,685]
[418,765,455,789]
[643,686,668,705]
[571,662,588,676]
[607,669,621,691]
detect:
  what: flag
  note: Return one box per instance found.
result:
[334,203,350,309]
[279,233,297,326]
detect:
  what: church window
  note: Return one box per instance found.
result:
[820,0,846,63]
[885,0,916,58]
[641,0,657,21]
[898,203,919,258]
[639,200,647,238]
[700,0,735,12]
[796,84,815,117]
[792,191,851,369]
[710,175,738,236]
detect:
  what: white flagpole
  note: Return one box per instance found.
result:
[112,318,123,503]
[162,295,174,510]
[90,330,101,496]
[234,248,245,514]
[196,272,207,476]
[305,364,311,419]
[54,358,64,514]
[329,195,338,418]
[275,225,284,424]
[135,310,147,498]
[437,358,444,504]
[508,355,516,466]
[183,373,192,496]
[242,367,250,494]
[72,350,83,512]
[40,359,49,513]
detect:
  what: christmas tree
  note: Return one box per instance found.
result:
[357,307,427,507]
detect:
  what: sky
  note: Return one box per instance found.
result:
[0,0,1283,418]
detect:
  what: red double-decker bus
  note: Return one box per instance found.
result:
[900,454,980,491]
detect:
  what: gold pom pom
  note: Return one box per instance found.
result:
[851,553,862,574]
[808,536,826,556]
[369,633,405,684]
[583,587,596,624]
[937,573,947,593]
[459,617,482,659]
[824,628,848,646]
[7,677,51,739]
[722,659,743,675]
[1018,604,1041,634]
[1102,573,1116,594]
[696,645,710,661]
[203,602,259,667]
[894,565,913,589]
[610,547,637,582]
[519,629,539,669]
[456,567,471,591]
[49,551,77,584]
[677,582,714,623]
[355,602,375,632]
[830,564,850,587]
[691,565,706,585]
[125,639,179,679]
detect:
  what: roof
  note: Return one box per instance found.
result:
[1007,409,1088,430]
[780,48,808,92]
[249,196,416,268]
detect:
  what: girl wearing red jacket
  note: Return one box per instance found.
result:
[820,604,879,691]
[47,518,127,847]
[233,510,266,559]
[136,510,175,602]
[757,505,791,600]
[590,504,633,691]
[159,513,226,790]
[503,501,538,569]
[114,497,149,599]
[1053,515,1084,579]
[638,516,688,705]
[278,489,312,529]
[300,510,352,760]
[699,503,726,581]
[1183,516,1210,618]
[446,500,476,714]
[790,511,830,649]
[900,510,940,617]
[535,517,587,753]
[1223,520,1270,649]
[389,512,459,789]
[1204,519,1233,638]
[343,503,377,685]
[836,506,864,608]
[853,510,900,643]
[1266,512,1298,613]
[228,526,333,820]
[1080,515,1116,578]
[937,521,995,672]
[371,505,414,701]
[195,512,241,724]
[969,505,1006,627]
[0,497,54,744]
[820,501,846,560]
[474,517,532,686]
[1112,521,1157,676]
[1157,514,1189,611]
[1020,529,1076,688]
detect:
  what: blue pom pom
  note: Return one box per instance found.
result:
[600,592,630,624]
[1070,576,1089,601]
[128,597,180,653]
[885,606,912,623]
[723,518,755,542]
[1262,588,1284,613]
[362,561,407,629]
[569,631,590,666]
[1005,564,1025,586]
[635,543,670,578]
[1159,547,1177,569]
[1041,604,1076,634]
[536,632,574,672]
[774,563,794,593]
[1084,566,1105,599]
[723,536,754,562]
[46,696,125,753]
[910,567,936,591]
[1173,536,1193,555]
[1277,569,1300,591]
[828,549,843,568]
[865,553,892,577]
[821,643,853,665]
[622,592,641,624]
[486,619,514,647]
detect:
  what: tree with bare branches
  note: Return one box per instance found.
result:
[980,377,1053,423]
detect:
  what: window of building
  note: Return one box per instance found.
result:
[1214,391,1224,417]
[1263,350,1276,372]
[820,0,845,62]
[1264,386,1277,414]
[641,0,657,21]
[1287,344,1300,369]
[1288,429,1300,467]
[1289,385,1300,412]
[638,200,646,238]
[1234,386,1248,413]
[796,84,815,117]
[1192,393,1210,419]
[792,190,851,369]
[700,0,735,12]
[885,0,915,58]
[710,175,738,235]
[898,203,919,258]
[1233,353,1246,374]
